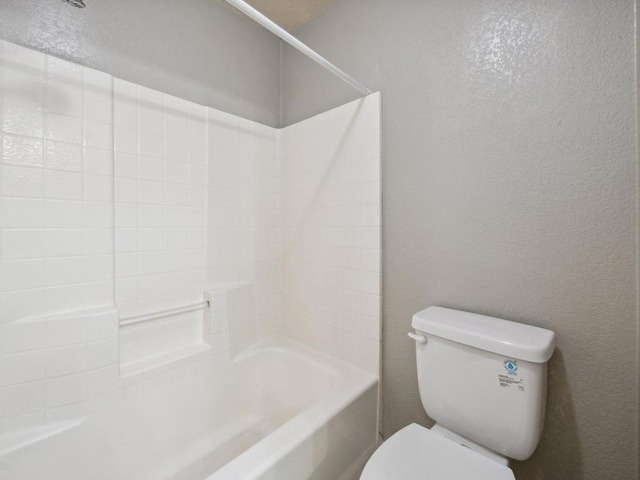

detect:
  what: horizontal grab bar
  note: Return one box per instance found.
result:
[119,301,210,327]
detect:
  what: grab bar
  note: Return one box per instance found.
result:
[119,301,210,327]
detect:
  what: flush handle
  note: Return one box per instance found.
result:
[407,332,427,345]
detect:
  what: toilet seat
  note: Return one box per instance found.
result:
[360,424,515,480]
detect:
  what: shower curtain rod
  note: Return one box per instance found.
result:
[224,0,372,96]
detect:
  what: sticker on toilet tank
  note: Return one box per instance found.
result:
[503,359,518,375]
[499,359,524,390]
[498,374,525,391]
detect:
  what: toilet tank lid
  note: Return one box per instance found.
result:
[412,307,556,363]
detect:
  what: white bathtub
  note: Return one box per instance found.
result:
[0,336,378,480]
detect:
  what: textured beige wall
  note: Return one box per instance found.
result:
[246,0,334,31]
[0,0,282,126]
[282,1,639,478]
[637,0,640,471]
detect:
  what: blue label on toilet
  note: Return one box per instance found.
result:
[503,360,518,375]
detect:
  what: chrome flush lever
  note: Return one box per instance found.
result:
[407,332,427,345]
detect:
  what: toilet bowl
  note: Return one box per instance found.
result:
[360,424,514,480]
[360,306,555,479]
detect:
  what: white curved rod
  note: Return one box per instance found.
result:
[225,0,372,96]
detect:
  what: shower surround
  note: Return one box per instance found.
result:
[0,40,381,479]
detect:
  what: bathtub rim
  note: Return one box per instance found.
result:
[207,334,379,480]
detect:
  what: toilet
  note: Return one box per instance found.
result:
[361,306,556,479]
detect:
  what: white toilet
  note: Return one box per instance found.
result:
[361,306,556,480]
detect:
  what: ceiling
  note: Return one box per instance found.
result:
[245,0,334,31]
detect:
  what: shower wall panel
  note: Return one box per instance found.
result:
[0,41,381,428]
[0,41,115,324]
[0,41,119,427]
[206,109,281,348]
[280,94,381,373]
[113,81,210,365]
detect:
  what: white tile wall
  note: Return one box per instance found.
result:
[204,283,255,357]
[0,41,381,429]
[207,109,281,341]
[280,94,382,373]
[113,80,210,366]
[0,307,119,427]
[0,41,114,324]
[113,81,208,317]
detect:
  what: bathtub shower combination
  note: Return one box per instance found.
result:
[0,35,381,480]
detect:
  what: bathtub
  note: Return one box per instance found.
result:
[0,336,378,480]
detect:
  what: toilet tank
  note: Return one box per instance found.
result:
[411,307,555,461]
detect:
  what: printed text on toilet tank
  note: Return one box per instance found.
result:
[498,374,525,391]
